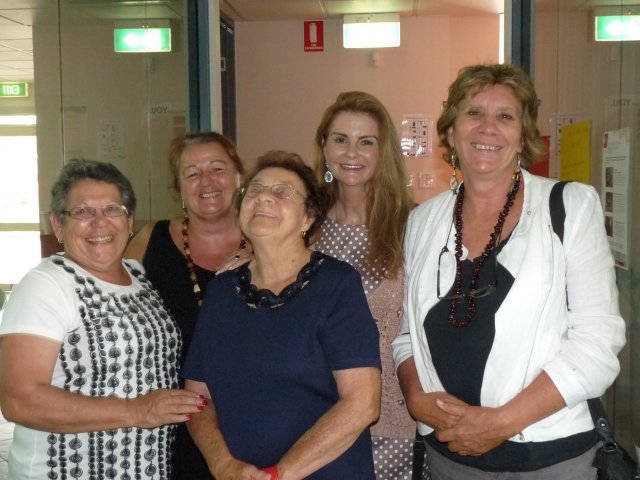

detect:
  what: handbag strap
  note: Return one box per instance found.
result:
[412,429,427,480]
[549,180,571,243]
[588,398,616,445]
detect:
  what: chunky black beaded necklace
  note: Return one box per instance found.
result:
[449,171,521,328]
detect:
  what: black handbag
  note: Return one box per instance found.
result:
[589,398,639,480]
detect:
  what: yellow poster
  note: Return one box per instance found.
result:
[559,120,591,183]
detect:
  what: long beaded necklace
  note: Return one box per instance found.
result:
[181,213,246,307]
[448,171,521,328]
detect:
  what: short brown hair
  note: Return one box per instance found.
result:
[436,63,545,169]
[168,131,244,195]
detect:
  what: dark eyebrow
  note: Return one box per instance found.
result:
[328,132,378,141]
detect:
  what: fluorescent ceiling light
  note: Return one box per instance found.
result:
[595,15,640,41]
[343,13,400,49]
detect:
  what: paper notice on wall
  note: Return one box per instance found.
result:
[559,120,590,183]
[401,115,433,157]
[549,113,582,179]
[63,106,88,160]
[97,119,125,163]
[602,127,630,269]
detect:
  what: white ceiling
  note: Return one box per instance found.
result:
[0,0,635,84]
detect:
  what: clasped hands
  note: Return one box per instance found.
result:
[412,392,516,457]
[212,457,272,480]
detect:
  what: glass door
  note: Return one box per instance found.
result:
[534,0,640,454]
[0,0,189,294]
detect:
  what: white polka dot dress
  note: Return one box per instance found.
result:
[314,218,384,296]
[372,437,415,480]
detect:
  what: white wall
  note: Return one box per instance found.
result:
[235,14,500,202]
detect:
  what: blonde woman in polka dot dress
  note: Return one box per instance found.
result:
[313,91,423,480]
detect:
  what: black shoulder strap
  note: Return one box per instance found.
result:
[549,181,571,243]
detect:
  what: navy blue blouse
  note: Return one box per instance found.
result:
[183,252,381,479]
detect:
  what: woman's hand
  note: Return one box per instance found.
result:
[217,247,253,273]
[406,390,467,431]
[434,401,512,456]
[213,457,271,480]
[435,371,568,457]
[396,357,466,430]
[0,334,206,433]
[128,389,207,428]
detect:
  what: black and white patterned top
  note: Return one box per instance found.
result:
[0,255,181,480]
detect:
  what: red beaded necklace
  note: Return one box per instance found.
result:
[448,171,521,328]
[181,213,245,307]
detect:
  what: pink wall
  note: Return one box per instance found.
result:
[235,14,499,203]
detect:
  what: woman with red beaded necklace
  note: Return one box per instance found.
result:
[126,131,248,480]
[393,64,625,479]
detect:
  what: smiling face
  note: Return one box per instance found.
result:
[50,179,133,281]
[239,167,313,248]
[447,84,523,182]
[179,142,239,220]
[323,111,380,189]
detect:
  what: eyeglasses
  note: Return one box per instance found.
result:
[436,246,498,302]
[242,183,306,201]
[63,204,129,220]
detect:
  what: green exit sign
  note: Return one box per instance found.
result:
[595,15,640,41]
[114,27,171,53]
[0,82,28,98]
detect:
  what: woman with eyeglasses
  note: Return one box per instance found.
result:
[392,64,625,479]
[182,151,382,480]
[0,159,205,479]
[312,91,417,480]
[125,131,248,480]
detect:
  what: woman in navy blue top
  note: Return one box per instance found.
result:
[183,151,381,480]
